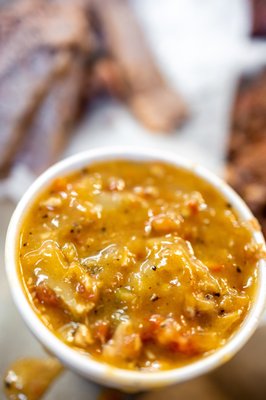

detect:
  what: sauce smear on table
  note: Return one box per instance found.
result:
[4,358,63,400]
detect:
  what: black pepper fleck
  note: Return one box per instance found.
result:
[152,266,157,271]
[4,379,11,388]
[197,238,205,244]
[236,266,242,273]
[196,311,201,317]
[151,294,159,302]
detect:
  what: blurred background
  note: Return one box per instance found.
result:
[1,0,266,398]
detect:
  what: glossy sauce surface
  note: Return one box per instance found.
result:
[18,161,261,370]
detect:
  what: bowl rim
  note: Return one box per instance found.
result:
[5,146,266,390]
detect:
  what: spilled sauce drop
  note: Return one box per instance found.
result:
[3,357,63,400]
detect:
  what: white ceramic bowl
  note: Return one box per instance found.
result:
[5,147,266,392]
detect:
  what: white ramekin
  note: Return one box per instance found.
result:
[5,147,266,392]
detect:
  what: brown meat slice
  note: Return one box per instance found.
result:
[90,0,188,132]
[88,56,129,99]
[226,69,266,236]
[0,48,72,176]
[0,0,95,175]
[0,0,92,77]
[14,57,85,175]
[0,0,41,45]
[227,140,266,229]
[249,0,266,37]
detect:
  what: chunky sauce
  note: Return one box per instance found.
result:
[18,161,261,370]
